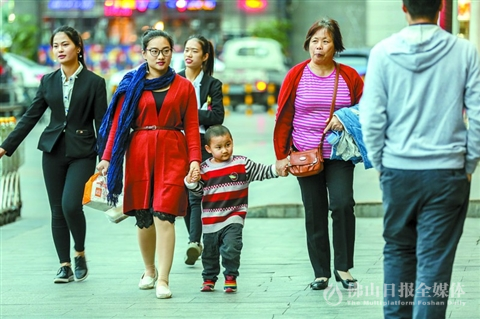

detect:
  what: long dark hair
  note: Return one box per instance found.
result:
[184,34,215,76]
[50,25,86,67]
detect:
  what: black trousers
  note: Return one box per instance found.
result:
[296,159,355,279]
[42,134,96,264]
[184,133,210,243]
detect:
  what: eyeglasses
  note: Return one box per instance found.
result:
[146,48,172,57]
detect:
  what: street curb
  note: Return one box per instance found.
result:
[249,200,480,218]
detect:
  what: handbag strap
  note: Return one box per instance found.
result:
[288,62,340,155]
[319,62,340,147]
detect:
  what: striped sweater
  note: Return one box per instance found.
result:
[186,155,277,233]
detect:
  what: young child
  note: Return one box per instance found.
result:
[185,124,282,293]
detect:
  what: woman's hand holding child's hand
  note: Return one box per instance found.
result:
[275,158,289,177]
[186,168,200,183]
[186,161,201,183]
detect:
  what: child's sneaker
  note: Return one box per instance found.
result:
[201,280,215,292]
[224,275,237,293]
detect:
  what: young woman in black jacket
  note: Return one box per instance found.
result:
[178,34,224,266]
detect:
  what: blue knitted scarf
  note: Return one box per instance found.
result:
[97,63,175,206]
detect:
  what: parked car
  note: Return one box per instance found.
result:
[0,52,13,104]
[0,52,28,117]
[2,52,55,102]
[215,37,289,112]
[335,48,370,79]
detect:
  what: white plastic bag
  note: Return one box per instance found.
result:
[82,172,127,223]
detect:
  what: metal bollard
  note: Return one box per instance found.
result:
[244,83,253,115]
[266,83,276,115]
[222,84,232,116]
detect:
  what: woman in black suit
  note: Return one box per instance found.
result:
[0,26,107,283]
[178,34,224,265]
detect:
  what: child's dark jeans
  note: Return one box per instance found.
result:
[201,223,243,282]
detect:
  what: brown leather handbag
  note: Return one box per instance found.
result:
[287,63,339,177]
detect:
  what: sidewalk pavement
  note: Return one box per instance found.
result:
[1,207,479,318]
[1,115,480,318]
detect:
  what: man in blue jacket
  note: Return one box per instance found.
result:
[359,1,480,318]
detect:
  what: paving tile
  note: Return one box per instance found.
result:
[1,115,478,319]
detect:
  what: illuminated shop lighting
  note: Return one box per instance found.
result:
[165,0,216,11]
[154,21,165,30]
[104,0,160,16]
[48,0,95,10]
[458,0,471,21]
[238,0,267,12]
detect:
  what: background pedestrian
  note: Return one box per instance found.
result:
[359,1,480,318]
[179,34,224,266]
[0,25,107,283]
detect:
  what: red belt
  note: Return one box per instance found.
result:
[133,126,179,131]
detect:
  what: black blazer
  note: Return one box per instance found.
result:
[1,67,107,158]
[178,70,224,132]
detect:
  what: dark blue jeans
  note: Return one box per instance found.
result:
[380,168,470,319]
[202,223,243,282]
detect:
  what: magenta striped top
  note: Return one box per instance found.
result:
[292,65,352,158]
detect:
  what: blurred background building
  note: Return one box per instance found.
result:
[0,0,478,77]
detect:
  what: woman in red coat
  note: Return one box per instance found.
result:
[97,29,201,299]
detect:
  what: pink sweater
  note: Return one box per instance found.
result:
[293,65,352,157]
[274,60,364,160]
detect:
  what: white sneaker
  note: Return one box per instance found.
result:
[138,268,158,290]
[184,242,203,265]
[156,284,172,299]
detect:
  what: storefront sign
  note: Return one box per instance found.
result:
[165,0,216,11]
[104,0,160,16]
[48,0,95,10]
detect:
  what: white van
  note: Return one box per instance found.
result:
[216,37,288,112]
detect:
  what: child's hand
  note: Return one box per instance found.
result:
[185,172,194,184]
[186,163,201,183]
[188,169,200,183]
[275,159,289,177]
[276,166,288,177]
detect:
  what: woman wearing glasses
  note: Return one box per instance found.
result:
[178,34,224,266]
[96,29,201,299]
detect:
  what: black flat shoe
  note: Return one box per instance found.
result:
[310,279,329,290]
[54,265,74,284]
[74,255,88,282]
[334,269,357,290]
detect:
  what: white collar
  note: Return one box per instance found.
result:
[192,70,204,87]
[61,63,83,82]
